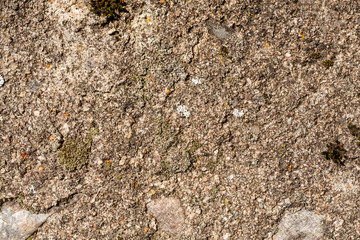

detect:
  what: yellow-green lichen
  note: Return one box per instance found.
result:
[310,52,321,59]
[104,161,113,170]
[278,142,288,155]
[154,117,178,151]
[322,59,334,69]
[90,0,125,18]
[58,135,93,171]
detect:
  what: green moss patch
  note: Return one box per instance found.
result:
[90,0,126,18]
[309,52,321,59]
[321,140,346,166]
[154,117,179,151]
[262,93,271,105]
[58,135,93,171]
[322,59,334,69]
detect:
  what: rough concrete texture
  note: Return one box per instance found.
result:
[1,0,360,239]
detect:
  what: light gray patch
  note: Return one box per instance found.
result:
[147,198,185,235]
[274,209,324,240]
[29,80,40,92]
[207,22,232,40]
[0,202,49,240]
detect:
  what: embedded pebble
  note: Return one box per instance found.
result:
[191,77,202,85]
[147,198,185,235]
[233,109,244,118]
[177,105,190,118]
[274,209,324,240]
[0,202,49,240]
[208,22,232,40]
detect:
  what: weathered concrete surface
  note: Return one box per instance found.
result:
[1,0,360,239]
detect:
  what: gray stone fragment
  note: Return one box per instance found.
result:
[147,198,185,235]
[208,22,232,40]
[29,80,40,92]
[0,202,49,240]
[274,209,324,240]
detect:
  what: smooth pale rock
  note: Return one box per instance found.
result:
[274,209,324,240]
[147,198,185,235]
[0,202,49,240]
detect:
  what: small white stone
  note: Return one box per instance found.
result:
[233,109,244,118]
[191,77,202,85]
[147,198,185,235]
[33,111,40,117]
[195,207,201,214]
[0,75,4,87]
[29,185,36,194]
[62,123,70,134]
[285,52,291,58]
[177,105,190,118]
[107,28,117,35]
[274,209,324,240]
[95,158,103,165]
[223,233,231,240]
